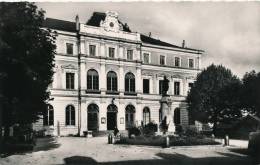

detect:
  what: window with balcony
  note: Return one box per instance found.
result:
[125,72,135,93]
[66,43,73,55]
[89,45,96,56]
[87,69,99,91]
[66,73,74,89]
[107,71,118,92]
[143,79,150,94]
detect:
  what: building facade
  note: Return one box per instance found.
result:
[35,11,204,136]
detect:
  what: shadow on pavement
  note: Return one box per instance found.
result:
[61,151,257,165]
[33,136,60,152]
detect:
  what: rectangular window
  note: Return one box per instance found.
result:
[174,81,180,95]
[109,47,115,58]
[143,53,150,64]
[189,59,194,68]
[159,80,163,95]
[66,43,73,55]
[66,73,75,89]
[160,55,165,65]
[143,79,150,94]
[175,57,180,67]
[127,50,133,60]
[89,45,96,56]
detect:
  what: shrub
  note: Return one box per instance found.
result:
[128,127,141,138]
[143,123,158,136]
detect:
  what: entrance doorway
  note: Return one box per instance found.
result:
[88,104,99,131]
[107,104,118,130]
[174,108,181,125]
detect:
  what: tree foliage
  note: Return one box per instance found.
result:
[241,70,260,117]
[0,2,56,128]
[187,64,242,133]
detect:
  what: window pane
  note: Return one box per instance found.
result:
[93,75,99,90]
[87,75,92,90]
[71,109,75,125]
[66,43,73,55]
[66,108,70,125]
[143,79,149,94]
[130,79,135,92]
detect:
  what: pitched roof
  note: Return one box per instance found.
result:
[140,34,203,52]
[42,18,76,33]
[86,12,131,32]
[42,16,203,52]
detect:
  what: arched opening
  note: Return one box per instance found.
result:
[87,69,99,91]
[107,71,118,91]
[125,72,135,93]
[107,104,118,130]
[143,107,150,126]
[87,104,99,131]
[125,105,136,129]
[174,108,181,125]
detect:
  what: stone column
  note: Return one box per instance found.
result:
[119,65,124,96]
[153,74,158,94]
[136,65,142,95]
[100,41,106,57]
[100,62,106,95]
[80,60,86,91]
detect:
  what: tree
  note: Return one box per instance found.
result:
[241,70,260,117]
[187,64,242,135]
[0,2,56,137]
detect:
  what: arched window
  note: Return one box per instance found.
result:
[107,71,117,91]
[87,69,99,90]
[125,72,135,92]
[43,105,54,126]
[174,108,181,125]
[125,105,135,129]
[143,107,150,125]
[66,105,75,126]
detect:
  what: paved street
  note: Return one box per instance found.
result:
[0,137,258,165]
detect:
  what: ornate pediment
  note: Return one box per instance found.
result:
[100,11,123,33]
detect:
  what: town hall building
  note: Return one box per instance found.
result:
[35,11,204,136]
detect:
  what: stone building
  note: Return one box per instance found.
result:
[36,11,204,136]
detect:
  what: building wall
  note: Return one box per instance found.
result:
[34,14,203,136]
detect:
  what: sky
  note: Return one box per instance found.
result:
[36,2,260,78]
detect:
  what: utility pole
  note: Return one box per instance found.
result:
[76,15,81,136]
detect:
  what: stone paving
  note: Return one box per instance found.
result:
[0,137,258,165]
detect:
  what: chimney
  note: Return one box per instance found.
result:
[75,15,79,31]
[148,32,152,37]
[182,40,186,48]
